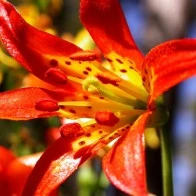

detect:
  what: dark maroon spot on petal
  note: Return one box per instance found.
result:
[95,111,119,126]
[99,96,104,99]
[129,66,134,69]
[120,69,127,73]
[65,61,71,65]
[116,58,123,64]
[59,105,66,109]
[83,95,89,100]
[87,106,92,109]
[50,59,58,67]
[96,74,119,86]
[70,51,100,61]
[98,130,103,134]
[83,71,89,75]
[45,68,67,84]
[79,141,86,146]
[108,136,114,140]
[35,99,59,112]
[69,109,76,113]
[86,67,92,71]
[60,123,83,139]
[106,58,113,62]
[85,133,91,137]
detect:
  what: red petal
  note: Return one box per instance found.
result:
[0,87,69,120]
[103,112,151,196]
[80,0,144,71]
[0,146,16,168]
[142,39,196,104]
[22,137,93,195]
[0,146,16,195]
[0,2,103,89]
[5,153,42,196]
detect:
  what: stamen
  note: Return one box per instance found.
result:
[95,72,148,102]
[58,101,92,107]
[117,79,148,102]
[69,50,100,61]
[60,123,84,139]
[35,99,59,112]
[44,68,67,84]
[118,109,145,117]
[95,111,119,126]
[67,76,83,84]
[82,76,140,107]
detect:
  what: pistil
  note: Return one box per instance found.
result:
[82,76,147,109]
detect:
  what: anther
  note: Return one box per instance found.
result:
[69,50,100,61]
[95,111,119,126]
[44,68,67,84]
[35,99,59,112]
[60,123,84,139]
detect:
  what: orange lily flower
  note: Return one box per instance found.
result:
[0,0,196,195]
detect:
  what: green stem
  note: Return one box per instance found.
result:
[160,125,174,196]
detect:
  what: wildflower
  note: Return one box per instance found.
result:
[0,0,196,195]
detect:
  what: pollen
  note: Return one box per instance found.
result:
[60,123,84,139]
[44,68,67,84]
[69,50,100,61]
[95,111,119,126]
[35,99,59,112]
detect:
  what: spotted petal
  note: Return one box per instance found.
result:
[22,126,103,196]
[102,112,151,196]
[22,116,137,196]
[0,1,101,90]
[80,0,144,86]
[142,39,196,104]
[0,87,71,120]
